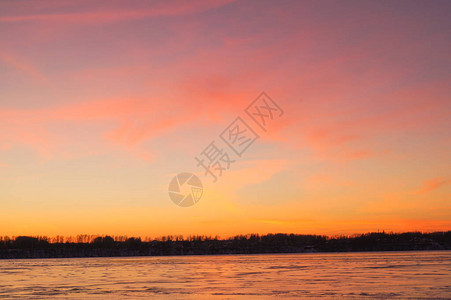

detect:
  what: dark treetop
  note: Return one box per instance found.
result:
[1,231,450,259]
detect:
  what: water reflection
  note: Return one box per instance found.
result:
[0,251,450,298]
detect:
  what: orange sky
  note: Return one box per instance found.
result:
[0,0,450,238]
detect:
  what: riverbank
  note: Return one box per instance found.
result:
[1,231,449,259]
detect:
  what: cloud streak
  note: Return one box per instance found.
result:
[0,0,236,23]
[416,177,450,194]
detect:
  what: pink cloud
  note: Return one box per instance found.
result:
[0,97,182,160]
[0,0,236,23]
[273,78,450,163]
[0,51,47,82]
[416,177,450,194]
[0,92,238,161]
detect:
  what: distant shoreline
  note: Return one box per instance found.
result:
[1,249,451,261]
[1,231,450,259]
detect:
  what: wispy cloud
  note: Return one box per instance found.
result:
[0,0,236,23]
[416,177,450,194]
[0,51,47,82]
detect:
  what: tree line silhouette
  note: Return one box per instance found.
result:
[0,231,449,259]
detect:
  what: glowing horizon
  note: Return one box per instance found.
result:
[0,0,450,238]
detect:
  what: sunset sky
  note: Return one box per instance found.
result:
[0,0,450,238]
